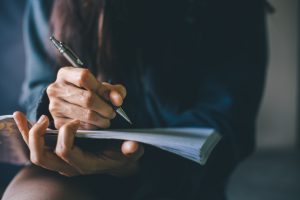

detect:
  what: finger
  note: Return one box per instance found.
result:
[55,67,125,111]
[13,111,30,145]
[28,116,79,176]
[48,83,115,119]
[50,99,111,128]
[55,120,108,174]
[109,90,123,107]
[102,82,127,99]
[121,141,144,161]
[55,119,79,160]
[57,67,99,91]
[53,117,99,130]
[101,83,127,107]
[28,115,49,162]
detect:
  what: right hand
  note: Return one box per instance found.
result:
[47,67,127,130]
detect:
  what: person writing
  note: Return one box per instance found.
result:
[3,0,267,199]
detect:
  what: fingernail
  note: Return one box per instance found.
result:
[37,115,46,124]
[122,141,139,155]
[116,93,122,100]
[13,112,19,124]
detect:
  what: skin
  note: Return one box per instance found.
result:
[13,111,144,177]
[11,67,144,177]
[47,67,126,129]
[2,67,146,199]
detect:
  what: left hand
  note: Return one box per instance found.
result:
[13,111,144,177]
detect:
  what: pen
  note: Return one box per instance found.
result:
[49,36,132,125]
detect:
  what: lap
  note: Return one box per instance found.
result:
[2,166,173,200]
[2,166,98,200]
[2,144,231,200]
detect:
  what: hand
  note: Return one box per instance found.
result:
[13,112,144,177]
[47,67,127,129]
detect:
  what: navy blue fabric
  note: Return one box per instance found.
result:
[0,0,26,114]
[20,0,267,199]
[0,0,26,192]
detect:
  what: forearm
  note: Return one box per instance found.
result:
[21,0,56,121]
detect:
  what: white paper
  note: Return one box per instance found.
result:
[0,115,221,165]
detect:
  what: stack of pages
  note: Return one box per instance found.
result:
[0,115,221,165]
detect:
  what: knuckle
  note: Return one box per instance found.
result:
[83,91,94,108]
[101,108,116,119]
[46,83,56,97]
[49,100,59,114]
[57,67,67,80]
[109,108,115,118]
[106,109,115,119]
[28,128,37,138]
[116,84,127,98]
[101,106,114,119]
[54,119,63,129]
[55,147,71,160]
[85,110,95,122]
[48,102,55,113]
[106,103,114,112]
[101,119,111,128]
[78,69,90,87]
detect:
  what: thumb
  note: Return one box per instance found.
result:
[100,82,127,107]
[121,141,144,161]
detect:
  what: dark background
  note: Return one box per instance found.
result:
[0,0,299,199]
[0,0,25,114]
[0,0,26,192]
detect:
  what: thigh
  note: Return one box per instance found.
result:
[2,166,99,200]
[2,165,140,200]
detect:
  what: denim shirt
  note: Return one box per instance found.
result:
[20,0,267,165]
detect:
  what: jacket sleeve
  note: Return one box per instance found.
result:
[20,0,55,121]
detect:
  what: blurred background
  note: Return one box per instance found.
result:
[0,0,26,193]
[0,0,299,199]
[227,0,300,199]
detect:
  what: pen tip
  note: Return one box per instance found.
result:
[123,115,133,125]
[115,108,132,125]
[127,119,133,125]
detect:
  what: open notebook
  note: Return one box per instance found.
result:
[0,115,221,165]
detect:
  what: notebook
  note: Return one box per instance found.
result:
[0,115,221,165]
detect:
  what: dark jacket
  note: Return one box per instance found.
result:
[20,0,267,199]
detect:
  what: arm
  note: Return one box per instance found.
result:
[21,0,126,129]
[20,0,143,176]
[20,0,55,121]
